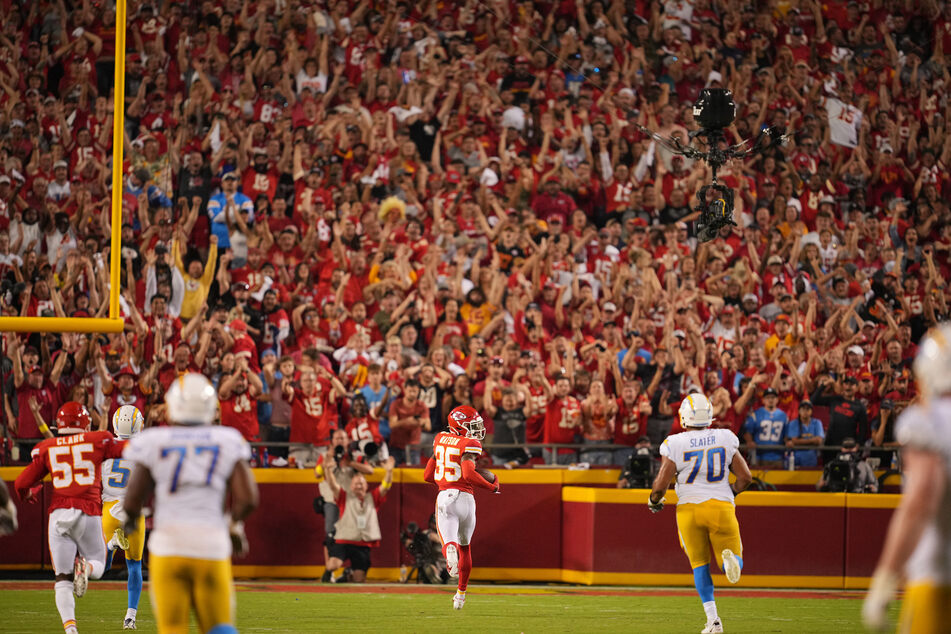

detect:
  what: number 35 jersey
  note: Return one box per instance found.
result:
[432,432,483,495]
[660,428,739,506]
[124,425,250,560]
[15,431,125,516]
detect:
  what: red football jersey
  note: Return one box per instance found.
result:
[220,391,260,441]
[345,415,384,446]
[432,431,483,495]
[544,396,582,451]
[15,431,124,516]
[614,395,650,447]
[289,382,334,446]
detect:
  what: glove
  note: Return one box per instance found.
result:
[862,571,898,632]
[0,499,18,536]
[647,496,665,513]
[493,481,501,494]
[230,520,249,558]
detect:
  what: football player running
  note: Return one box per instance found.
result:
[100,405,146,630]
[649,393,753,633]
[864,324,951,632]
[122,373,259,634]
[14,402,126,634]
[423,405,500,610]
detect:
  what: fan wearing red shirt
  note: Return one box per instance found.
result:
[99,364,154,424]
[242,150,281,202]
[283,366,347,467]
[344,395,386,450]
[544,375,582,464]
[14,403,125,633]
[10,335,66,451]
[218,359,264,441]
[614,382,652,459]
[388,380,430,465]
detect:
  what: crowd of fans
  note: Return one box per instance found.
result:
[0,0,947,471]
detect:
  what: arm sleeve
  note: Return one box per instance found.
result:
[14,457,48,500]
[201,242,218,287]
[423,457,436,483]
[461,459,497,492]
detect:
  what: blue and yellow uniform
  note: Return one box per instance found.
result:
[123,424,250,634]
[660,426,744,631]
[660,428,743,570]
[102,458,146,560]
[894,401,951,633]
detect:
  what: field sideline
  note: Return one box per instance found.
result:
[0,581,898,633]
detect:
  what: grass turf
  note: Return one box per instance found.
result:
[0,585,899,633]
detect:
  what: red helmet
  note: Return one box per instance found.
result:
[56,402,92,434]
[447,405,485,440]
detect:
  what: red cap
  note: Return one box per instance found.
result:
[775,314,792,323]
[632,218,648,227]
[859,372,874,381]
[27,364,43,374]
[446,171,461,184]
[230,319,248,332]
[117,366,138,378]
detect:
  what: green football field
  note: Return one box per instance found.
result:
[0,582,899,633]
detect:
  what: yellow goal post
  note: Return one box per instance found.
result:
[0,0,127,334]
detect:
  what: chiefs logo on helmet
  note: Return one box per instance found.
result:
[56,402,92,434]
[447,405,486,440]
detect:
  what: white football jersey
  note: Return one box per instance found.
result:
[123,425,250,560]
[660,428,739,505]
[101,457,134,503]
[896,400,951,584]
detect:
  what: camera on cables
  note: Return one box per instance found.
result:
[639,88,789,243]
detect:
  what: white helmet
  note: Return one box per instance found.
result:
[679,393,714,428]
[913,323,951,398]
[166,373,218,425]
[112,405,144,439]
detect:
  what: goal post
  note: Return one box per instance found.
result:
[0,0,127,334]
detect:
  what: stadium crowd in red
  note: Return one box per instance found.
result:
[0,0,947,469]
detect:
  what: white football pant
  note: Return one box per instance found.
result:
[48,508,106,577]
[436,489,476,546]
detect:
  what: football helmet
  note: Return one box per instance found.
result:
[165,373,218,425]
[112,405,144,439]
[679,393,714,428]
[447,405,486,440]
[913,323,951,398]
[56,402,92,434]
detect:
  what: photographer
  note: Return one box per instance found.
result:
[817,438,878,493]
[323,455,395,583]
[617,436,658,489]
[315,429,375,582]
[400,515,449,584]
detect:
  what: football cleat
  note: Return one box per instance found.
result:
[445,544,459,578]
[123,616,137,630]
[113,528,130,551]
[701,619,723,633]
[452,591,466,610]
[73,556,89,598]
[722,549,741,584]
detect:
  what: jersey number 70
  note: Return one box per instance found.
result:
[683,447,727,484]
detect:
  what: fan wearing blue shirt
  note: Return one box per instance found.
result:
[783,400,825,467]
[206,172,254,249]
[743,388,788,466]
